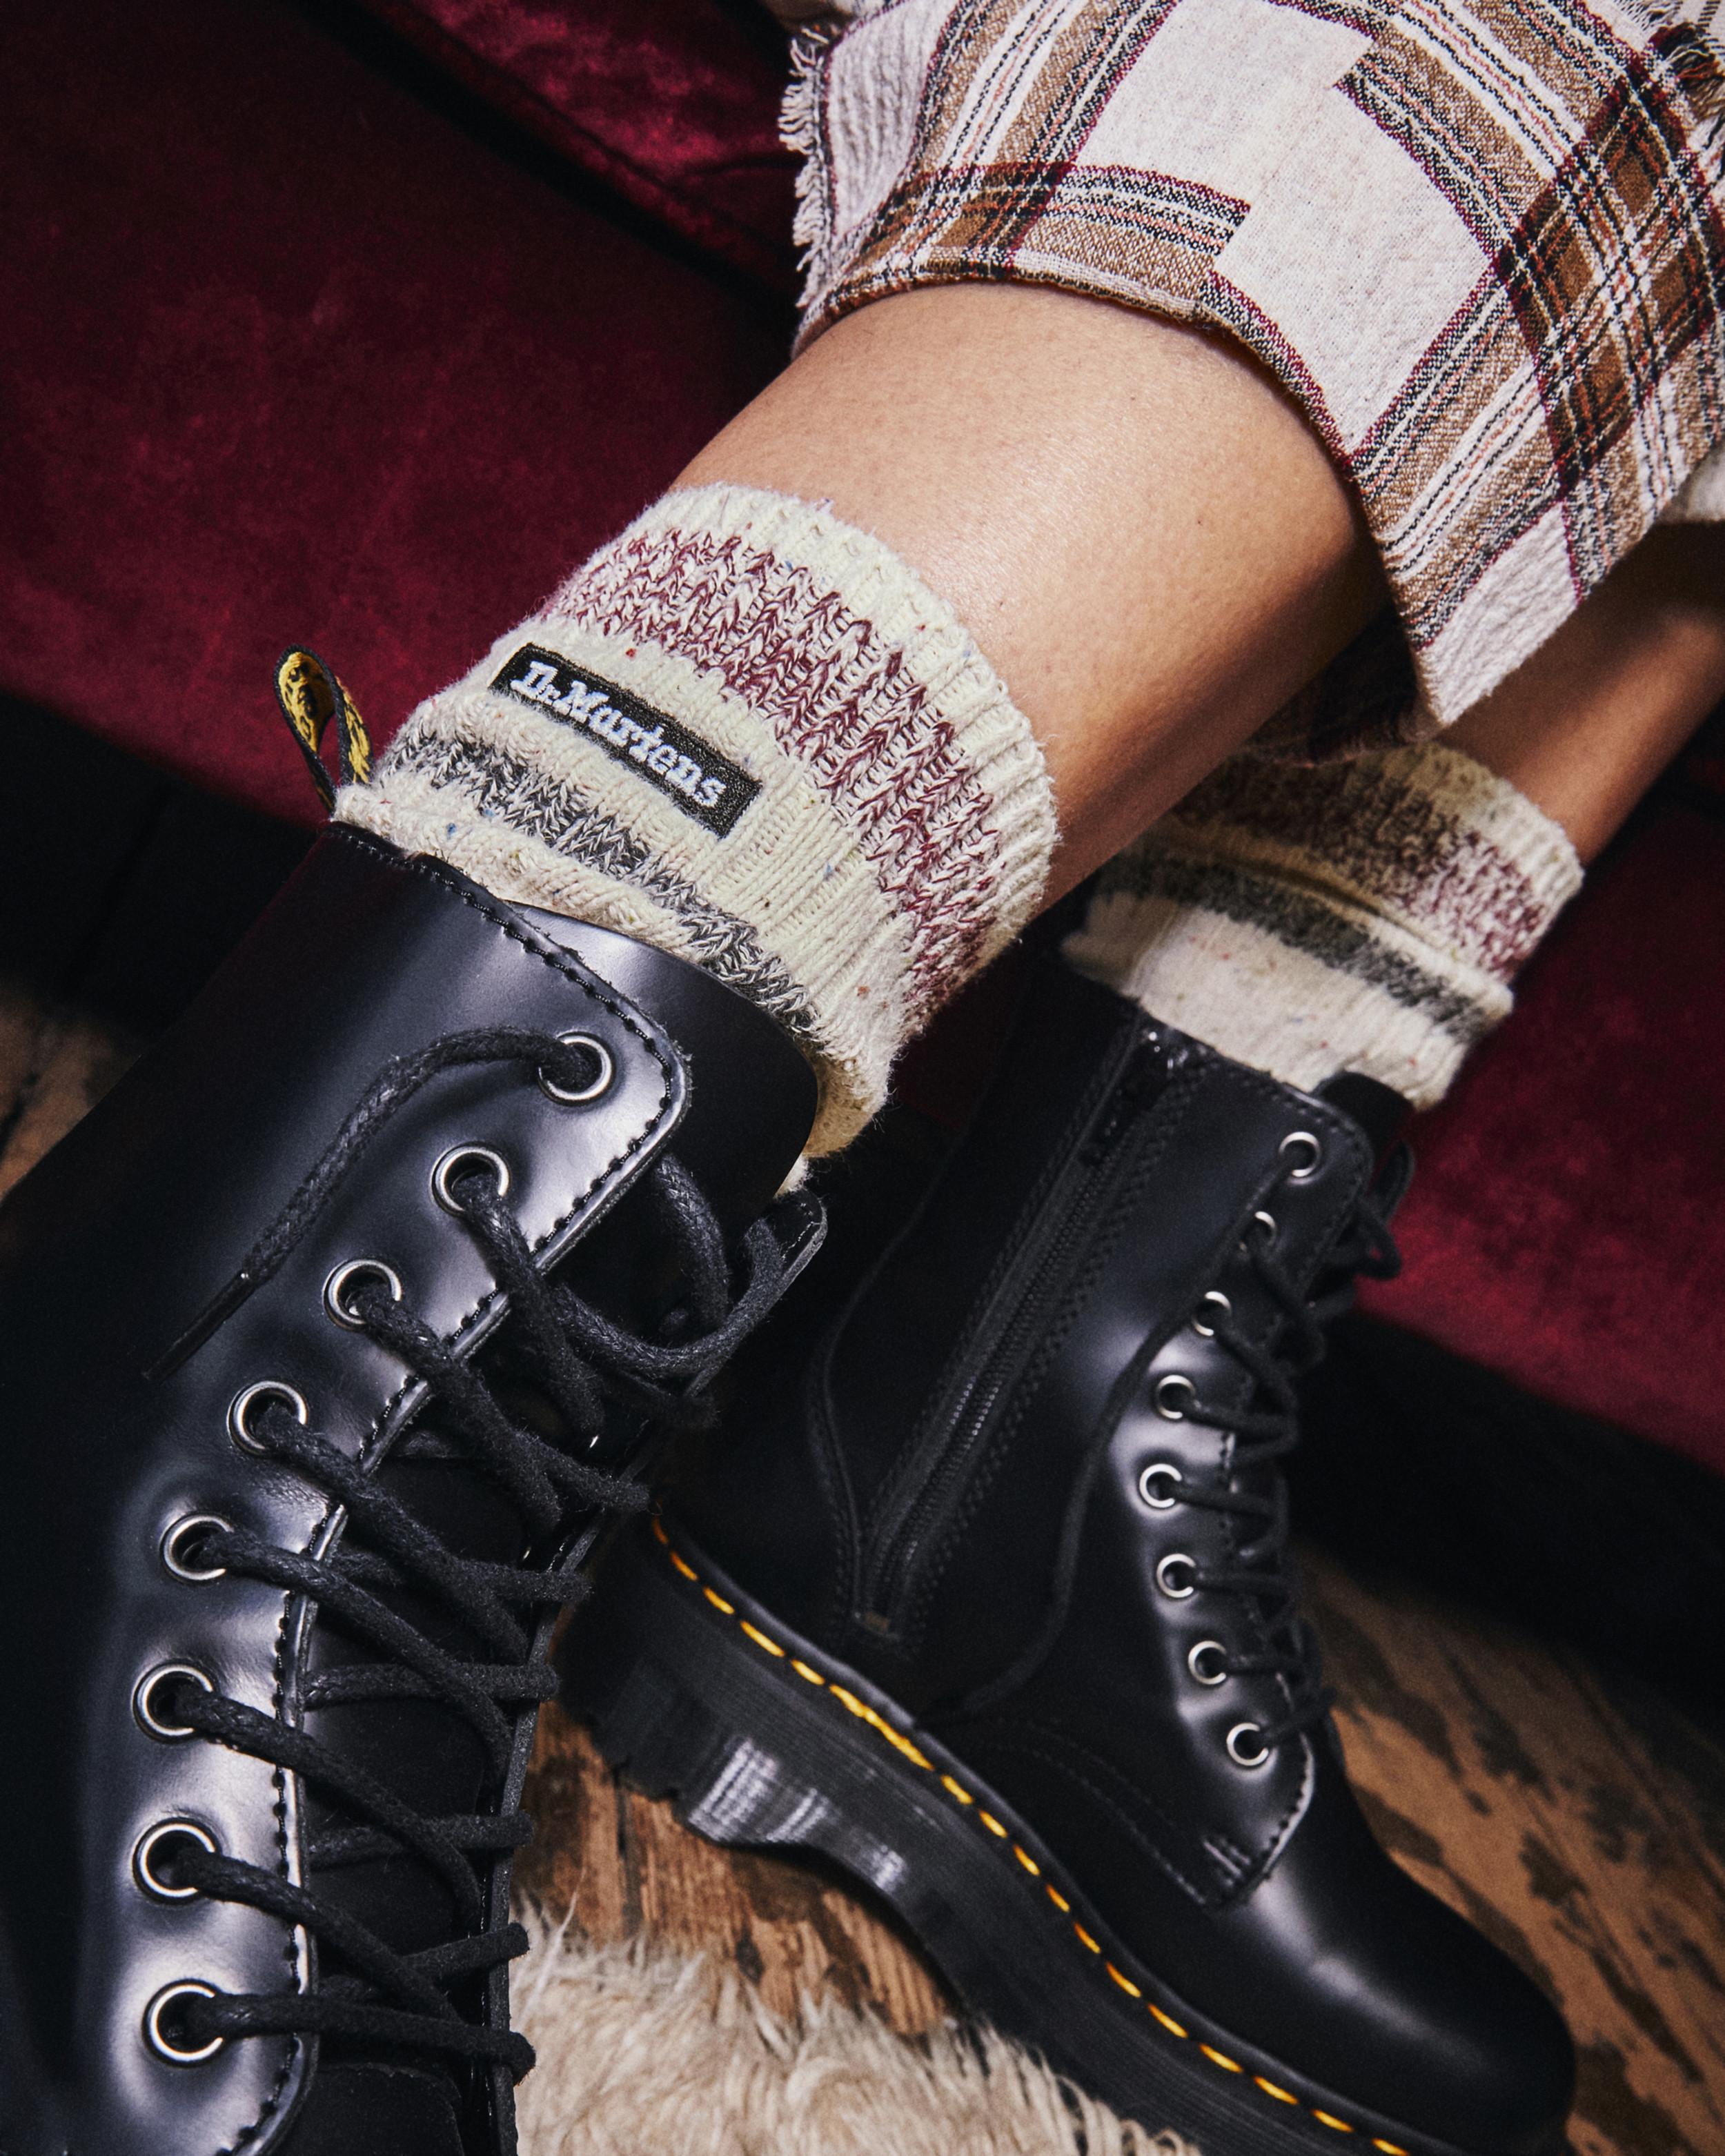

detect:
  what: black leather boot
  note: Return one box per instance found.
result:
[564,960,1576,2156]
[0,824,820,2155]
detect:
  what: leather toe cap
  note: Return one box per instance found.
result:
[1220,1767,1577,2155]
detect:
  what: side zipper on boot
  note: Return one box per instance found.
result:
[858,1033,1177,1642]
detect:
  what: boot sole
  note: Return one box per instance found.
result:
[561,1516,1483,2156]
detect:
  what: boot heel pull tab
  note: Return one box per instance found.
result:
[275,647,373,810]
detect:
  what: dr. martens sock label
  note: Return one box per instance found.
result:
[337,484,1055,1152]
[489,649,762,835]
[1065,744,1581,1109]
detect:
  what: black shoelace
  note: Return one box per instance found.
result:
[1163,1149,1407,1755]
[144,1025,797,2133]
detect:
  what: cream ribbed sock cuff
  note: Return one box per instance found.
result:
[1063,744,1581,1109]
[336,484,1056,1153]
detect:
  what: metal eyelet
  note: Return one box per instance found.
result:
[431,1145,511,1216]
[1155,1553,1197,1601]
[1187,1640,1230,1687]
[1136,1462,1183,1511]
[133,1663,216,1742]
[1226,1722,1272,1769]
[133,1819,219,1902]
[1280,1130,1322,1180]
[323,1258,404,1330]
[160,1515,233,1583]
[1192,1291,1231,1338]
[538,1031,614,1105]
[1243,1209,1279,1250]
[228,1380,308,1456]
[144,1981,223,2065]
[1154,1374,1196,1421]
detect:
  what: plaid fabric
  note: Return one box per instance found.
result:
[789,0,1725,752]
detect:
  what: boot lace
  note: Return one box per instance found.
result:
[1159,1147,1407,1759]
[141,1026,800,2133]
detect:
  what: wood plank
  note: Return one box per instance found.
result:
[0,974,50,1136]
[1307,1552,1725,2156]
[0,1004,140,1199]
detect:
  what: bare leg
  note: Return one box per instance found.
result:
[1446,524,1725,862]
[678,284,1384,900]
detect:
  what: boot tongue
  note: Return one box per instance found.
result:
[514,911,818,1232]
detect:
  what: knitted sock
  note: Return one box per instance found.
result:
[335,484,1056,1154]
[1063,744,1581,1109]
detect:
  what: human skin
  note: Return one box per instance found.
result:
[682,283,1725,884]
[678,283,1385,900]
[1446,522,1725,862]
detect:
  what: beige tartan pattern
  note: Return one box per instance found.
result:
[790,0,1725,747]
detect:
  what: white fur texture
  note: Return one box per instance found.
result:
[513,1911,1202,2156]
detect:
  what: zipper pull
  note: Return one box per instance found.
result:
[1080,1031,1167,1164]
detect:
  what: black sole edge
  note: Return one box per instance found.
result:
[560,1517,1471,2156]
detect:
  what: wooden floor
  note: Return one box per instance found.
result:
[6,976,1723,2156]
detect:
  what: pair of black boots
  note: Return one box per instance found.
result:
[0,828,1573,2155]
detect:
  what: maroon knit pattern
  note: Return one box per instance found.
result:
[1170,760,1557,980]
[550,524,1009,1015]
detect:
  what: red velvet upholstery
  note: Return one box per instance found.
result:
[359,0,799,286]
[6,0,1724,1479]
[1,0,787,829]
[1357,797,1725,1476]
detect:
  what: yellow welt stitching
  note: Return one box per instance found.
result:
[1370,2143,1407,2154]
[838,1694,931,1767]
[656,1527,1352,2144]
[860,1712,929,1766]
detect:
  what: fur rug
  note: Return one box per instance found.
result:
[513,1909,1202,2156]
